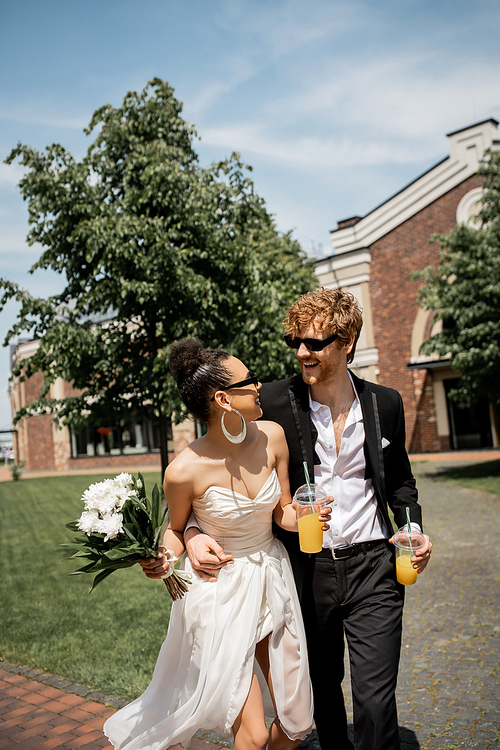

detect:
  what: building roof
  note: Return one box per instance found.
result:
[327,119,499,258]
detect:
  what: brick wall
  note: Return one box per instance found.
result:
[369,174,483,452]
[19,371,57,470]
[66,452,163,471]
[15,371,167,472]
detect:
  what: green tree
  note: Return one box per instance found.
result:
[413,148,500,406]
[1,79,315,475]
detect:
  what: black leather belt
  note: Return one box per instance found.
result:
[317,539,387,560]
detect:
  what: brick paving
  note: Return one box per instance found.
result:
[0,664,115,750]
[1,456,499,749]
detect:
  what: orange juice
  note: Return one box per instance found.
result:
[396,555,417,585]
[297,512,323,553]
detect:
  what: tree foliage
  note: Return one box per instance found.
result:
[1,79,315,472]
[413,148,500,406]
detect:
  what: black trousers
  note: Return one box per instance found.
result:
[301,542,404,750]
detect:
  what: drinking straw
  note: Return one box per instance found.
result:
[302,461,316,512]
[406,507,414,557]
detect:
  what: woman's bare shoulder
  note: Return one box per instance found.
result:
[254,419,286,442]
[164,444,204,487]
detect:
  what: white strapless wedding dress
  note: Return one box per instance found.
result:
[104,469,313,750]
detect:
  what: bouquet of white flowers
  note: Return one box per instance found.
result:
[63,472,191,600]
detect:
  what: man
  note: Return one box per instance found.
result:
[186,288,432,750]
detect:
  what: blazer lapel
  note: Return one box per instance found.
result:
[288,374,317,478]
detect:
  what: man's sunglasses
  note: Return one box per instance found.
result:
[210,372,259,400]
[284,332,339,351]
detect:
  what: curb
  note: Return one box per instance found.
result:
[0,660,128,711]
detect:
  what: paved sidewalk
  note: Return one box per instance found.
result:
[0,665,115,750]
[0,465,162,483]
[0,664,215,750]
[1,458,499,749]
[390,461,500,750]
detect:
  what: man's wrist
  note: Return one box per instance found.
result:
[184,526,202,544]
[183,511,202,543]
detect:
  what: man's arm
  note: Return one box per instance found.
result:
[384,391,432,573]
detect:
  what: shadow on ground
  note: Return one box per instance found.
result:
[415,457,500,481]
[297,725,420,749]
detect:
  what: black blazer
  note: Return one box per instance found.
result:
[260,372,421,594]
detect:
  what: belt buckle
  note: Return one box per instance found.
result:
[331,543,356,560]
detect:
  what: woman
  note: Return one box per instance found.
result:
[104,339,330,750]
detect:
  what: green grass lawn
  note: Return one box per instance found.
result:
[0,471,173,701]
[426,458,500,495]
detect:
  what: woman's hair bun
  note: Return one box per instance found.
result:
[167,338,232,422]
[169,339,204,382]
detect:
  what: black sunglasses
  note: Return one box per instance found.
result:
[210,371,259,401]
[284,332,339,351]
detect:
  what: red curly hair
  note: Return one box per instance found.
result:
[283,288,363,364]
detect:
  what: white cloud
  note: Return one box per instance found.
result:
[0,163,25,186]
[202,123,426,167]
[199,47,500,172]
[0,107,87,130]
[187,0,362,116]
[289,55,500,139]
[216,0,359,56]
[0,230,33,255]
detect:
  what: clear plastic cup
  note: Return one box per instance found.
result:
[391,527,426,585]
[294,484,329,554]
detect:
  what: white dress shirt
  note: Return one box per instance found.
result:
[310,376,389,549]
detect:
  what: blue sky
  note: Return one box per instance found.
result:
[1,0,500,431]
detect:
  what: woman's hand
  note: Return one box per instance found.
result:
[139,546,172,580]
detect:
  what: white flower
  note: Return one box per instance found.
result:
[136,479,143,490]
[81,476,134,515]
[77,509,100,535]
[96,512,125,542]
[114,473,132,488]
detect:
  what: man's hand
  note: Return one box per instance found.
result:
[185,529,234,582]
[389,533,432,574]
[320,497,333,531]
[290,497,332,531]
[411,534,432,574]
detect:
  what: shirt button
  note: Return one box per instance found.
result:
[333,501,338,506]
[334,529,339,536]
[328,442,333,449]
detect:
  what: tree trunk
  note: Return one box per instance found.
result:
[158,412,170,480]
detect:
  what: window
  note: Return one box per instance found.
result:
[71,415,173,458]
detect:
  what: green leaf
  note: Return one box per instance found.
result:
[89,568,115,593]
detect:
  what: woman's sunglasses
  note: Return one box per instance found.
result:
[284,332,338,351]
[210,372,259,401]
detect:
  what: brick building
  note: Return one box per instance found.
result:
[316,119,500,453]
[9,339,197,471]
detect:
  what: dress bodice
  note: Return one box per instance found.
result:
[191,469,281,556]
